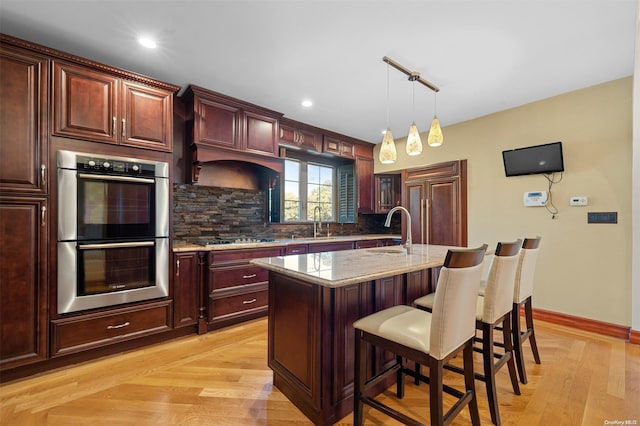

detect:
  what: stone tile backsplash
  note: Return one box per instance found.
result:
[173,184,397,243]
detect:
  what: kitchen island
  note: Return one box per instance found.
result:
[251,244,459,425]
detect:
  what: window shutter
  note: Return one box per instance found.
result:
[337,164,356,223]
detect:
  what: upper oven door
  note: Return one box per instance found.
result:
[76,172,156,241]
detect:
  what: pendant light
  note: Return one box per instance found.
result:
[379,62,397,164]
[381,56,443,155]
[405,75,423,156]
[427,91,444,147]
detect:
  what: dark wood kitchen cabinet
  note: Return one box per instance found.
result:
[374,174,401,213]
[207,247,281,330]
[52,60,177,152]
[0,42,49,195]
[323,136,355,159]
[184,85,283,157]
[172,251,205,329]
[355,155,374,214]
[0,39,50,372]
[279,119,322,153]
[0,197,49,370]
[403,160,468,246]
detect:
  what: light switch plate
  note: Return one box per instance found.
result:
[570,196,588,206]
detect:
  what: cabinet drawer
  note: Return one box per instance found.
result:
[210,247,281,265]
[210,265,268,290]
[210,288,268,319]
[284,244,308,255]
[51,301,171,356]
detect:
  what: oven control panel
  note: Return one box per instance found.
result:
[77,155,156,177]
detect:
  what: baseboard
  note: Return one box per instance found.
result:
[529,307,633,341]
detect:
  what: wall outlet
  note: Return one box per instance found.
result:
[570,196,588,206]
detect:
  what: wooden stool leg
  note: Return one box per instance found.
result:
[396,355,405,398]
[353,329,365,426]
[502,314,521,395]
[482,323,501,425]
[429,357,445,426]
[463,341,481,426]
[525,297,541,364]
[512,302,528,384]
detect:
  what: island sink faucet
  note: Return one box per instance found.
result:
[384,205,412,254]
[313,206,322,238]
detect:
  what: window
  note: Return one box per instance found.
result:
[283,159,335,222]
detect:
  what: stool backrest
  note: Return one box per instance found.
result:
[513,237,542,303]
[430,244,488,360]
[481,240,522,323]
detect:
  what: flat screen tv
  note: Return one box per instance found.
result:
[502,141,564,177]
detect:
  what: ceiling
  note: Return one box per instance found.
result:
[1,0,637,144]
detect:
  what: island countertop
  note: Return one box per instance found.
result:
[250,244,460,288]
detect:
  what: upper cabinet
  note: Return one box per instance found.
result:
[279,119,322,153]
[374,174,401,214]
[184,85,282,156]
[323,136,355,159]
[0,42,49,195]
[182,85,284,182]
[52,60,178,152]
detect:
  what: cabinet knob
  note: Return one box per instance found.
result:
[176,259,180,276]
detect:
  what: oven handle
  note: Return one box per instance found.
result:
[77,173,155,184]
[79,241,155,250]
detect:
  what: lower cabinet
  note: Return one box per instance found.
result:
[207,247,281,330]
[0,197,48,371]
[173,251,205,328]
[50,300,172,357]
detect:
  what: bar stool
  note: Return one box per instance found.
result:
[512,237,542,384]
[414,240,522,426]
[353,244,487,426]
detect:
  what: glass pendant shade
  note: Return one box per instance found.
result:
[379,128,397,164]
[427,116,443,147]
[405,122,423,156]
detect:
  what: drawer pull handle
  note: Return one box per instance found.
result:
[242,273,257,279]
[291,250,302,253]
[107,321,130,330]
[242,298,257,305]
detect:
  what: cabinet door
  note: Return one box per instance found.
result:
[173,252,201,328]
[243,110,278,156]
[406,181,427,244]
[0,45,48,194]
[122,81,173,152]
[194,95,240,150]
[374,174,400,213]
[355,156,374,214]
[52,61,119,144]
[279,124,322,152]
[0,197,48,370]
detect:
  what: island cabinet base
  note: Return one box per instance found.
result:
[267,271,408,425]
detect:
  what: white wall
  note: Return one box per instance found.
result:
[376,77,634,328]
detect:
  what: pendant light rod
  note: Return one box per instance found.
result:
[382,56,440,93]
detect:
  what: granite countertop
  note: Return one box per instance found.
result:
[172,234,401,253]
[250,244,460,288]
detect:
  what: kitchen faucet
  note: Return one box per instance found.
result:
[384,206,412,254]
[313,206,322,238]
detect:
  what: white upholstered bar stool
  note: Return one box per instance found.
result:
[414,240,522,426]
[353,244,488,426]
[511,237,542,384]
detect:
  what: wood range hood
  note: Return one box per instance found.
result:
[189,144,283,190]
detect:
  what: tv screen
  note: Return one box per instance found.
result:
[502,142,564,177]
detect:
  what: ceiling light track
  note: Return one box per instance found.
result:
[382,56,439,93]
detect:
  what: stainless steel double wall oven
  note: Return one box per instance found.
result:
[57,150,169,314]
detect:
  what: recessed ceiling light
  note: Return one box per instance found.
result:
[138,37,157,49]
[301,100,313,108]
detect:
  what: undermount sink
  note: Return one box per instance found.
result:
[366,248,407,254]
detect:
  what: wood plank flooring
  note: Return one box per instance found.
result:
[1,317,639,425]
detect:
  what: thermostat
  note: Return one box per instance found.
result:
[523,191,548,207]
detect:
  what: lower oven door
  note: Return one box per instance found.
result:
[58,238,169,314]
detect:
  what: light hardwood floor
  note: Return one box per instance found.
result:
[1,317,639,425]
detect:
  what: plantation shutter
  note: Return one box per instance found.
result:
[337,164,356,223]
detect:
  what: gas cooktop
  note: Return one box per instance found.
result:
[205,237,276,247]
